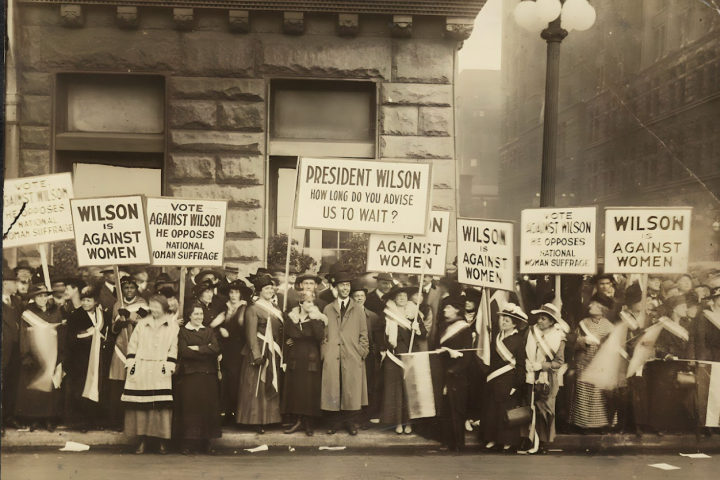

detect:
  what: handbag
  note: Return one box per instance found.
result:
[675,371,696,389]
[505,406,533,427]
[534,371,550,398]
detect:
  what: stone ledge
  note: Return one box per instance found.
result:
[380,135,453,159]
[167,184,264,209]
[381,84,452,107]
[171,77,265,102]
[170,130,265,155]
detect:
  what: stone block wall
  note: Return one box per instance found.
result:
[14,5,461,272]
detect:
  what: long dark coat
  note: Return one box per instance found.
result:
[219,302,247,415]
[281,308,325,417]
[480,328,528,447]
[2,295,23,422]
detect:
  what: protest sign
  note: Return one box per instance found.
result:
[457,218,515,291]
[70,195,151,266]
[604,207,692,273]
[294,157,432,235]
[146,197,228,266]
[3,173,75,248]
[520,207,597,275]
[366,211,450,275]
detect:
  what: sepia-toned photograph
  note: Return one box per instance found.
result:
[1,0,719,478]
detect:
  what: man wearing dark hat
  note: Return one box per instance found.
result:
[318,263,348,305]
[364,272,394,319]
[286,273,327,312]
[216,264,240,302]
[321,271,369,435]
[13,260,34,283]
[98,267,123,312]
[2,265,24,432]
[349,282,383,425]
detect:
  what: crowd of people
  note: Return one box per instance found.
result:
[2,259,719,454]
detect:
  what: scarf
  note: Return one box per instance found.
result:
[384,300,419,349]
[80,307,105,403]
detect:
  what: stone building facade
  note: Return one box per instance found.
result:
[6,0,486,275]
[499,0,720,261]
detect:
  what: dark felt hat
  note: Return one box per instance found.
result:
[80,286,100,300]
[154,273,178,289]
[664,293,687,310]
[590,293,615,311]
[625,283,643,306]
[464,287,483,303]
[192,280,216,297]
[442,295,466,313]
[331,271,355,286]
[296,273,323,285]
[372,272,394,283]
[246,268,271,283]
[593,273,615,284]
[350,282,369,295]
[219,279,253,300]
[3,265,17,281]
[13,260,34,274]
[384,284,416,302]
[194,269,222,286]
[28,283,51,297]
[121,276,138,288]
[253,275,277,292]
[60,277,86,291]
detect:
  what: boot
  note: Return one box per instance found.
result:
[158,439,168,455]
[284,417,303,434]
[135,437,146,455]
[305,417,314,437]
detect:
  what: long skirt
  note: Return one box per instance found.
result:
[236,355,281,425]
[568,379,610,429]
[480,377,522,447]
[380,359,409,425]
[125,408,173,439]
[65,373,105,429]
[15,371,63,420]
[281,369,322,417]
[534,395,557,443]
[175,373,222,440]
[220,351,243,416]
[645,361,694,432]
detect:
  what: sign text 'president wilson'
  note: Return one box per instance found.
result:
[70,196,151,266]
[295,157,432,235]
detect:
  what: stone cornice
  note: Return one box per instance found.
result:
[18,0,486,17]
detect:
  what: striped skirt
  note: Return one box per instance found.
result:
[121,359,174,408]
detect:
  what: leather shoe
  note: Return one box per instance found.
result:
[46,421,57,433]
[347,423,358,436]
[326,428,336,435]
[305,419,314,437]
[135,440,146,455]
[284,420,303,434]
[158,441,168,455]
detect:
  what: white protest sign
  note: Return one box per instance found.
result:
[146,197,228,266]
[3,173,75,248]
[295,157,432,235]
[70,195,151,266]
[520,207,597,274]
[457,218,515,291]
[366,211,450,275]
[604,207,692,273]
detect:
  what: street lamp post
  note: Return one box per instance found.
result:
[513,0,596,208]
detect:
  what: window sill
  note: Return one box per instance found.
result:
[55,132,164,153]
[269,139,375,159]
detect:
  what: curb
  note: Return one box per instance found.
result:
[3,428,720,452]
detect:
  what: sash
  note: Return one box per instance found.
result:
[82,307,104,403]
[254,299,284,322]
[531,326,557,362]
[256,323,281,394]
[579,320,602,345]
[439,320,470,346]
[384,305,413,331]
[386,350,404,368]
[619,311,640,331]
[659,317,689,342]
[703,310,720,332]
[21,310,59,392]
[487,333,516,382]
[114,345,127,365]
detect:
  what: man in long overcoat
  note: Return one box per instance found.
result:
[321,272,369,435]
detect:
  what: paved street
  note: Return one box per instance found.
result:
[2,448,717,480]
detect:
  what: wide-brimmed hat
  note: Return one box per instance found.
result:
[664,294,687,310]
[296,273,323,285]
[625,283,643,306]
[219,279,253,299]
[442,295,466,313]
[192,280,216,297]
[589,293,615,311]
[60,277,86,291]
[372,272,394,283]
[195,269,222,286]
[331,271,355,286]
[253,275,277,292]
[384,284,416,302]
[13,260,34,274]
[350,281,368,295]
[223,264,240,275]
[593,273,615,284]
[79,286,100,300]
[3,265,17,281]
[28,283,51,297]
[99,266,115,274]
[120,276,138,288]
[154,273,178,289]
[464,287,483,303]
[531,303,570,333]
[499,304,528,324]
[246,268,271,283]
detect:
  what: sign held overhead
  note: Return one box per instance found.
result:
[70,195,151,266]
[146,197,228,266]
[520,207,597,275]
[295,157,433,235]
[3,173,75,248]
[366,211,450,275]
[457,218,515,291]
[604,207,692,273]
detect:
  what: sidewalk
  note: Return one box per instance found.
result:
[3,426,719,453]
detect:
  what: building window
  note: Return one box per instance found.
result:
[269,79,377,158]
[654,24,667,60]
[54,73,165,198]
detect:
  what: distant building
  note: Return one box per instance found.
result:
[457,69,501,219]
[499,0,720,261]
